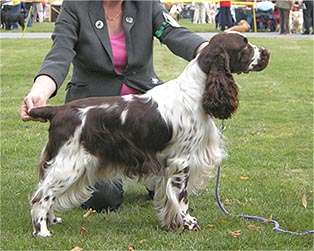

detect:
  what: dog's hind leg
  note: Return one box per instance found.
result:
[154,159,199,231]
[30,147,97,237]
[47,208,62,225]
[30,170,89,237]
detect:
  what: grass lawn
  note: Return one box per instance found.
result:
[0,19,217,33]
[1,27,313,250]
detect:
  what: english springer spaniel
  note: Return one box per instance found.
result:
[28,32,270,237]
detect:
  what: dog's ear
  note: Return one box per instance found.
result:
[201,49,239,119]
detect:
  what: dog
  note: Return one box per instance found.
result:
[226,20,251,32]
[290,11,303,34]
[0,10,25,30]
[28,32,270,237]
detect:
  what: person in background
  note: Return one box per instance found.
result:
[244,0,254,31]
[20,0,209,212]
[9,0,21,29]
[169,2,182,21]
[21,0,34,27]
[276,0,294,34]
[32,0,44,23]
[300,0,314,34]
[42,1,47,20]
[219,0,233,31]
[193,1,207,24]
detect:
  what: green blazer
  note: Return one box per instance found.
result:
[36,0,207,102]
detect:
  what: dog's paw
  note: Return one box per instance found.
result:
[32,219,54,237]
[51,217,63,225]
[183,215,200,231]
[33,230,53,238]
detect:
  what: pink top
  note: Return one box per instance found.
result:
[109,31,139,95]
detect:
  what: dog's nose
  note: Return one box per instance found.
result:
[253,48,271,71]
[262,49,271,57]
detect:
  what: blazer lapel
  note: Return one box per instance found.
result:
[88,1,113,61]
[122,0,137,68]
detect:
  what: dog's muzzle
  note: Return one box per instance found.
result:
[249,45,271,72]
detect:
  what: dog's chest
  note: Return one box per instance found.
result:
[166,114,210,156]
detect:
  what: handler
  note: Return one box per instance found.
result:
[20,0,208,212]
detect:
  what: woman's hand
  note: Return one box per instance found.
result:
[20,75,57,121]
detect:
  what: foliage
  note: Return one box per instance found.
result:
[0,36,313,250]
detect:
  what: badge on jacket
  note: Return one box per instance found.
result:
[95,20,104,30]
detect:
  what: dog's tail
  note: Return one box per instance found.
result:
[28,106,59,122]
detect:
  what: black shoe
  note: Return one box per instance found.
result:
[82,180,124,212]
[302,31,310,35]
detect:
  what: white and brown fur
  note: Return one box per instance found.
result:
[28,32,270,237]
[226,20,251,32]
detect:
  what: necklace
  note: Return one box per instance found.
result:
[105,10,122,22]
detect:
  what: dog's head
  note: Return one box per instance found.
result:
[198,32,270,119]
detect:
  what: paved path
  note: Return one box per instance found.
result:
[0,32,52,39]
[1,32,313,39]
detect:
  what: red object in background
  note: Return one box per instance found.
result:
[220,1,231,7]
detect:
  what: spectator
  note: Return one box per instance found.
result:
[21,0,34,27]
[245,0,254,31]
[9,0,21,30]
[219,0,233,31]
[276,0,294,34]
[207,2,217,24]
[20,0,209,212]
[170,2,182,21]
[193,1,207,24]
[32,0,44,23]
[300,0,314,34]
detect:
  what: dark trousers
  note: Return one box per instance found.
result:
[278,8,290,34]
[303,1,314,33]
[82,180,124,212]
[10,3,21,29]
[219,7,233,31]
[23,2,34,27]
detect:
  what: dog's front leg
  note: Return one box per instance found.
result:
[154,159,199,231]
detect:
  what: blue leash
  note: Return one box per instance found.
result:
[215,165,314,236]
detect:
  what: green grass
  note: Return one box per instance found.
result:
[0,19,217,33]
[0,21,56,33]
[1,36,313,250]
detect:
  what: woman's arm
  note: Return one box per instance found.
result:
[35,0,79,93]
[152,1,208,60]
[21,0,80,121]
